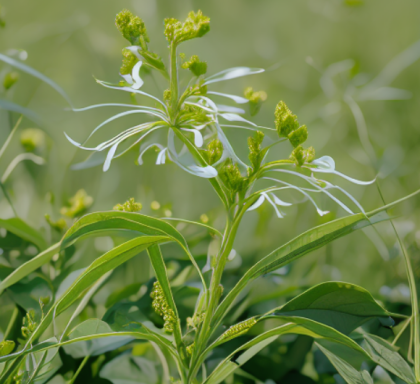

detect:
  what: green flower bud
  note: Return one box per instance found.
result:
[164,11,210,44]
[219,160,246,193]
[150,281,177,333]
[288,124,308,148]
[275,101,299,138]
[202,139,223,165]
[60,189,93,218]
[289,145,315,166]
[3,72,19,90]
[306,146,315,163]
[248,131,264,170]
[0,340,15,357]
[20,128,45,152]
[115,9,149,49]
[21,310,37,340]
[220,318,257,342]
[45,214,67,232]
[181,104,211,124]
[113,197,142,212]
[182,55,207,76]
[120,49,138,75]
[186,342,195,356]
[163,89,171,103]
[244,87,267,116]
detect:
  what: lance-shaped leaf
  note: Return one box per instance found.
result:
[271,281,393,334]
[0,217,47,250]
[0,243,60,295]
[61,211,206,288]
[204,317,368,384]
[212,189,420,330]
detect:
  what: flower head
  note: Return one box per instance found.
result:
[220,318,257,341]
[244,87,267,116]
[115,9,149,49]
[248,130,265,170]
[113,197,142,212]
[164,11,210,44]
[182,55,207,76]
[202,139,223,165]
[60,189,93,218]
[150,281,177,333]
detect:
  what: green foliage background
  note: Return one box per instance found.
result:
[1,1,420,382]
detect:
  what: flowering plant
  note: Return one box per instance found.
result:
[0,9,419,384]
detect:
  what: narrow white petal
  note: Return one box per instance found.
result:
[156,148,167,165]
[120,73,133,84]
[138,143,164,165]
[270,193,292,206]
[181,128,204,147]
[131,61,144,90]
[247,195,265,212]
[262,192,284,218]
[207,91,249,104]
[216,105,246,114]
[204,67,265,85]
[219,113,257,126]
[312,156,336,171]
[103,143,118,172]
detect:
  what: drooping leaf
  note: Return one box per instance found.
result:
[272,281,393,334]
[0,217,47,250]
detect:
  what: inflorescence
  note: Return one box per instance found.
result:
[219,318,257,342]
[150,281,177,333]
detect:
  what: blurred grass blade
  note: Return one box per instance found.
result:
[317,343,373,384]
[213,189,420,329]
[0,217,47,250]
[0,99,41,125]
[204,317,368,384]
[1,153,45,183]
[0,53,73,106]
[0,243,60,295]
[0,115,22,160]
[376,183,420,382]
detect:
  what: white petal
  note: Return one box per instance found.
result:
[204,67,265,85]
[124,46,143,60]
[138,143,164,165]
[219,113,257,126]
[181,128,204,147]
[270,194,292,206]
[131,61,144,90]
[262,192,284,218]
[247,195,265,212]
[207,91,249,104]
[156,148,167,165]
[312,156,336,171]
[103,143,118,172]
[216,105,246,114]
[120,73,133,84]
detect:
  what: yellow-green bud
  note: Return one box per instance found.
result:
[120,49,138,75]
[164,11,210,44]
[203,139,223,165]
[115,9,149,49]
[244,87,267,116]
[21,310,37,340]
[275,101,299,138]
[288,125,308,148]
[60,189,93,218]
[45,214,67,232]
[248,131,264,170]
[186,342,195,356]
[182,55,207,76]
[150,281,177,333]
[220,318,257,341]
[3,72,19,90]
[0,340,15,357]
[20,128,45,152]
[113,197,142,212]
[306,146,315,162]
[181,104,211,124]
[219,160,246,193]
[289,145,315,166]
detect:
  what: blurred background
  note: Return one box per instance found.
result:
[1,0,420,341]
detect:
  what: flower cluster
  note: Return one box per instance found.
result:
[150,281,177,333]
[113,197,142,212]
[202,139,223,165]
[244,87,267,116]
[182,55,207,77]
[21,310,37,339]
[60,189,93,218]
[220,318,257,341]
[164,11,210,44]
[248,131,265,170]
[115,9,149,48]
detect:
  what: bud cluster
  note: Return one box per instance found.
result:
[182,55,207,77]
[275,101,314,167]
[115,9,149,49]
[219,160,247,194]
[202,139,223,165]
[186,342,195,356]
[3,72,19,90]
[180,104,211,124]
[248,131,265,170]
[113,197,142,212]
[120,49,138,75]
[164,11,210,44]
[21,310,37,339]
[60,189,93,218]
[150,281,177,333]
[220,318,257,341]
[244,87,267,116]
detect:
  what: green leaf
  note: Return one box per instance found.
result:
[317,343,373,384]
[271,281,392,334]
[61,211,206,288]
[0,217,47,250]
[204,317,368,384]
[362,333,416,384]
[212,200,404,329]
[0,243,60,295]
[0,99,41,125]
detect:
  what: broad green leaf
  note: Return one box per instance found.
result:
[61,211,206,288]
[271,281,392,334]
[204,317,368,384]
[317,343,373,384]
[212,196,412,329]
[0,217,47,250]
[362,333,416,384]
[0,243,60,295]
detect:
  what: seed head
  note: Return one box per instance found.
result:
[150,281,177,333]
[220,318,257,341]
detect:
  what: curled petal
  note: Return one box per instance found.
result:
[138,143,164,165]
[131,61,144,89]
[156,148,167,165]
[207,91,249,104]
[181,128,204,147]
[247,195,265,212]
[103,143,118,172]
[270,193,292,206]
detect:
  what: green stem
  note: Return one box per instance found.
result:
[68,355,90,384]
[170,42,179,122]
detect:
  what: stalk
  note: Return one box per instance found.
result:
[169,42,179,122]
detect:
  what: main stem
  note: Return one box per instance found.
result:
[169,42,178,123]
